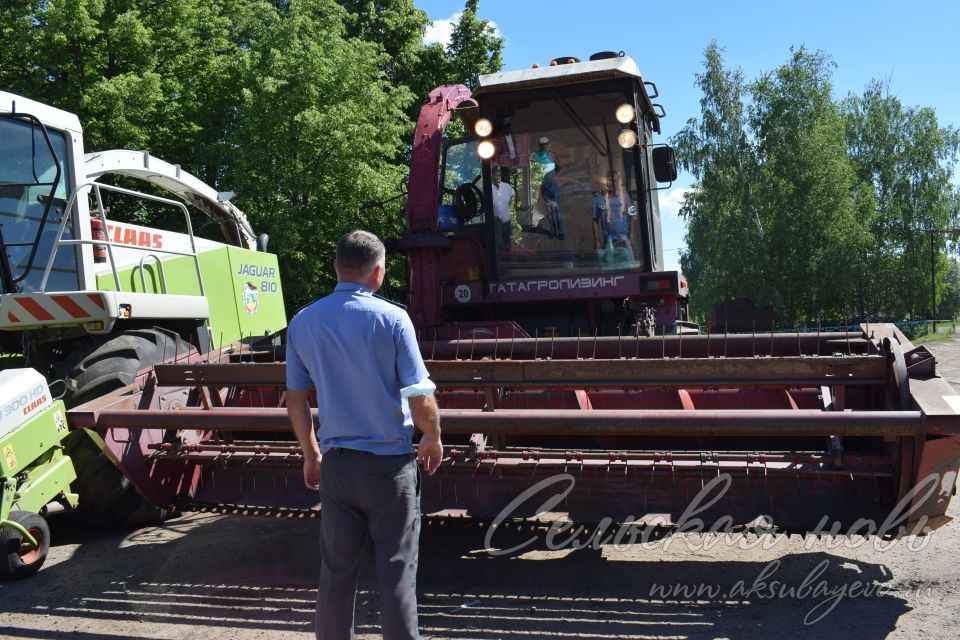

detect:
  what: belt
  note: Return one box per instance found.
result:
[328,447,375,456]
[327,447,415,459]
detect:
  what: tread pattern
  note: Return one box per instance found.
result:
[57,328,194,527]
[64,327,193,407]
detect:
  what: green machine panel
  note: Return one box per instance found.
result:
[224,246,287,344]
[95,246,286,348]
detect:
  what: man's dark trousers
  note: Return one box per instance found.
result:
[316,448,420,639]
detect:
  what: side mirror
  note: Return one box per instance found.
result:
[652,146,678,183]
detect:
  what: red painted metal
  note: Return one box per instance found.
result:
[153,354,887,389]
[62,324,960,531]
[421,333,871,359]
[71,406,922,437]
[406,84,475,331]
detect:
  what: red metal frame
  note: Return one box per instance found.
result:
[405,84,474,331]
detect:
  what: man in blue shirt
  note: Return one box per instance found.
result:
[286,230,442,640]
[541,165,564,240]
[592,174,632,250]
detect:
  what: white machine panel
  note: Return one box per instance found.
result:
[0,368,53,438]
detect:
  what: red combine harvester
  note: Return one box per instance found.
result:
[68,53,960,534]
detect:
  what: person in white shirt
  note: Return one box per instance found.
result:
[491,166,515,250]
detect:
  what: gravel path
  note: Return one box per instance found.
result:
[2,340,960,639]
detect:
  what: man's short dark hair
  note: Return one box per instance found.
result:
[336,230,385,273]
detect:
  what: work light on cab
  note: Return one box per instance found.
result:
[617,128,638,148]
[474,118,493,137]
[615,103,635,124]
[477,140,496,159]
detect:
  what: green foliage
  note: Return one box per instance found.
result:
[0,0,503,312]
[748,47,863,325]
[842,81,960,319]
[674,43,960,325]
[228,0,413,307]
[673,42,762,315]
[936,259,960,319]
[447,0,503,89]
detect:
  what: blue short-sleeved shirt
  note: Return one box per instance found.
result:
[593,193,630,240]
[541,170,560,203]
[286,282,430,455]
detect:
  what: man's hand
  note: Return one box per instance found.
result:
[409,394,442,475]
[417,433,443,476]
[287,388,322,490]
[303,456,321,491]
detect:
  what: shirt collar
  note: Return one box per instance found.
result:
[334,282,373,295]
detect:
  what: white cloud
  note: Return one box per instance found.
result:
[423,12,462,47]
[658,187,689,217]
[423,12,501,48]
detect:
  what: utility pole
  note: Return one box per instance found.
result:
[925,227,960,318]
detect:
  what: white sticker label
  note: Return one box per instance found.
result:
[54,411,66,433]
[454,285,472,303]
[943,396,960,414]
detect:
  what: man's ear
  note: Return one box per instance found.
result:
[369,262,386,290]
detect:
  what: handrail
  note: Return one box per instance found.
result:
[135,254,167,294]
[40,181,205,296]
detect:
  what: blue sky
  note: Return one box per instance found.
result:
[414,0,960,271]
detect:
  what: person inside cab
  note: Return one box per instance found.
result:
[592,173,635,264]
[491,165,515,250]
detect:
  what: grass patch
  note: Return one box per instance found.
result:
[912,330,958,346]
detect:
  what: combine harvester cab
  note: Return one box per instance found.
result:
[67,53,960,536]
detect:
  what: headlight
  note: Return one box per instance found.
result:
[477,140,496,159]
[617,129,638,148]
[615,103,635,124]
[474,118,493,137]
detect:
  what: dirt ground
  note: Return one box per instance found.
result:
[3,340,960,639]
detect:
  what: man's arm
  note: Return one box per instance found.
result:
[393,312,442,473]
[287,388,321,490]
[409,395,442,475]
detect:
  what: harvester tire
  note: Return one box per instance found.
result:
[63,326,193,408]
[0,512,50,580]
[70,446,167,528]
[59,327,192,528]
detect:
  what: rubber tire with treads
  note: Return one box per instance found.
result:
[67,432,168,528]
[0,511,50,580]
[61,327,193,527]
[63,326,193,407]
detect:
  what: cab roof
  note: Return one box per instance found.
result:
[474,56,660,132]
[0,91,82,134]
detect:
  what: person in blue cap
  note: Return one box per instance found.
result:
[531,136,556,167]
